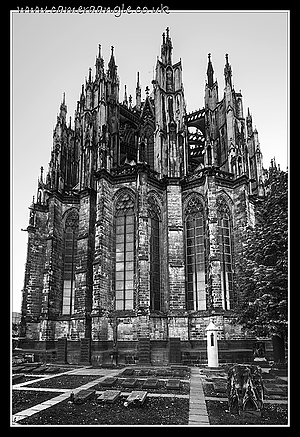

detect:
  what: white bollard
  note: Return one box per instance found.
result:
[206,321,219,368]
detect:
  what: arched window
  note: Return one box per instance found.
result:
[184,196,207,311]
[148,196,161,311]
[144,126,154,169]
[114,192,135,310]
[217,197,233,310]
[62,209,78,315]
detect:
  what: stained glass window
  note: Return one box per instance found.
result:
[62,210,78,315]
[149,211,161,311]
[184,197,206,311]
[114,194,135,310]
[217,199,233,310]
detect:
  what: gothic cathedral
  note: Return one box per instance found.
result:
[21,29,264,362]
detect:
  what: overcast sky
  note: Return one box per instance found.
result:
[11,10,289,312]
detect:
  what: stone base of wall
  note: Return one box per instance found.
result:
[20,312,274,364]
[16,338,274,365]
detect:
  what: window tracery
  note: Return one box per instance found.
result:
[184,195,206,311]
[217,196,233,310]
[62,209,79,315]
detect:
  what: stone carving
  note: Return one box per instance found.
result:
[227,364,264,417]
[185,195,204,216]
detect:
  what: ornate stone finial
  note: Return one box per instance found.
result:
[208,53,211,62]
[40,166,44,182]
[225,53,229,64]
[145,86,150,97]
[111,45,114,55]
[166,27,169,39]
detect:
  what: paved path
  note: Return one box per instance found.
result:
[188,367,210,426]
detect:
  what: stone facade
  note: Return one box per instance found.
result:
[21,29,265,358]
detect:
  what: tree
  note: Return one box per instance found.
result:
[236,167,288,349]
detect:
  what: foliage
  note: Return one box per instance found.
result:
[236,168,288,339]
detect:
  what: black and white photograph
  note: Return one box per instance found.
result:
[11,9,289,426]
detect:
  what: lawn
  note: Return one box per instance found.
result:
[206,400,288,425]
[12,390,61,415]
[17,396,190,425]
[24,374,102,389]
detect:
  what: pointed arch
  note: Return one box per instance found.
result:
[216,194,234,310]
[183,192,207,311]
[62,208,79,315]
[113,189,136,311]
[148,194,161,311]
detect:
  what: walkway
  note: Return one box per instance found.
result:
[188,367,210,425]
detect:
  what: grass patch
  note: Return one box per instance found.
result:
[12,390,61,415]
[206,400,288,425]
[25,374,102,390]
[18,396,189,425]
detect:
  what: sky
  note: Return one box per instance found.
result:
[11,10,289,313]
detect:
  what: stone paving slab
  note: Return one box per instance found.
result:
[188,368,210,426]
[121,378,137,388]
[97,390,121,404]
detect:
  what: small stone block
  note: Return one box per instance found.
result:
[155,369,169,377]
[121,378,137,388]
[142,378,159,389]
[32,366,48,374]
[97,390,121,404]
[100,377,118,387]
[213,382,227,393]
[72,389,96,405]
[121,368,135,376]
[264,384,284,395]
[166,379,181,390]
[125,391,147,405]
[173,370,185,378]
[45,367,60,374]
[137,369,149,377]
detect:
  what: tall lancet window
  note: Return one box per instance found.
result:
[184,196,207,311]
[148,196,161,311]
[217,197,233,310]
[62,209,79,315]
[114,192,135,310]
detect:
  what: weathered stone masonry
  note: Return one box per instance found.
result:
[21,29,265,362]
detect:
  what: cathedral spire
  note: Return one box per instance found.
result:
[207,53,214,88]
[123,84,128,107]
[95,43,104,78]
[108,45,117,80]
[136,71,141,110]
[161,27,173,65]
[224,53,232,88]
[59,92,67,123]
